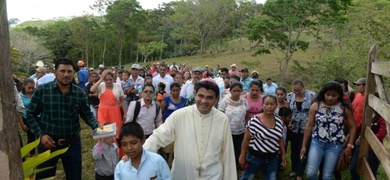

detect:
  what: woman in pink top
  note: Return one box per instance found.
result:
[244,80,264,119]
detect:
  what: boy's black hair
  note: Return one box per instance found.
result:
[278,107,292,117]
[158,82,166,90]
[142,83,155,92]
[119,122,144,145]
[230,74,240,82]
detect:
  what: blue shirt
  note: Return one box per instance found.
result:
[263,83,278,96]
[78,68,89,89]
[240,77,252,93]
[114,149,172,180]
[162,96,186,121]
[19,92,31,118]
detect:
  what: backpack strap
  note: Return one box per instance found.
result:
[154,103,161,128]
[133,100,141,122]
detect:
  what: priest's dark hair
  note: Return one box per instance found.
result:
[119,122,145,144]
[194,79,220,98]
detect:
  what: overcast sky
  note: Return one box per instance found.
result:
[7,0,266,23]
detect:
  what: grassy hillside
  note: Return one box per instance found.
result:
[130,38,322,86]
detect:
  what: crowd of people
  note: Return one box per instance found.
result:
[14,59,387,180]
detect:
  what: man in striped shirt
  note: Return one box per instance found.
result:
[26,58,101,180]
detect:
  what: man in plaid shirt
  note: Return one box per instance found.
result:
[26,58,101,180]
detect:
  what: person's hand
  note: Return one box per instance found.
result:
[238,154,246,167]
[122,154,129,162]
[299,147,306,161]
[41,134,56,149]
[344,147,352,158]
[281,154,287,167]
[21,123,29,133]
[98,123,104,129]
[356,136,361,145]
[288,124,294,130]
[101,70,109,79]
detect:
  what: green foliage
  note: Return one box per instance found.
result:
[21,139,68,179]
[245,0,352,84]
[139,41,168,62]
[292,49,366,90]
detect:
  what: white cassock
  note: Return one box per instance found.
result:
[144,105,237,180]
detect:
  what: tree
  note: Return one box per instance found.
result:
[139,41,167,63]
[168,0,235,54]
[105,0,144,66]
[245,0,352,85]
[0,0,24,179]
[9,30,53,75]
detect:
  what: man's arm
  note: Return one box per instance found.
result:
[144,115,176,153]
[125,101,135,123]
[180,82,188,98]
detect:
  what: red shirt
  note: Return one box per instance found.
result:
[352,93,365,126]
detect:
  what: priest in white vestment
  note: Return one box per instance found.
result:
[144,80,237,180]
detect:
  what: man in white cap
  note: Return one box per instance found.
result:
[127,64,144,103]
[180,67,203,99]
[229,64,238,75]
[98,64,105,76]
[35,66,55,86]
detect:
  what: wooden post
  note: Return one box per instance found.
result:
[357,44,377,176]
[0,0,24,179]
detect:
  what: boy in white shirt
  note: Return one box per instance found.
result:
[115,122,172,179]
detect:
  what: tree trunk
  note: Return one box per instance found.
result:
[160,29,164,60]
[102,36,107,65]
[0,2,24,179]
[85,43,89,68]
[92,47,95,68]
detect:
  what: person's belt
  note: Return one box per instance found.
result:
[51,135,79,146]
[249,147,278,158]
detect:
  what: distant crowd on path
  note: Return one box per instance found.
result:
[13,59,388,180]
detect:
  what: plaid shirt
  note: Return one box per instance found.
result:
[26,80,99,138]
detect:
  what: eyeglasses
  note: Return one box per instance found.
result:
[143,90,154,94]
[293,89,303,93]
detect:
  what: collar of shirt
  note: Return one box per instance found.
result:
[193,104,214,118]
[130,75,143,83]
[102,142,118,150]
[51,80,77,94]
[140,98,156,107]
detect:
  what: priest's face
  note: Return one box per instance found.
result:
[195,88,218,114]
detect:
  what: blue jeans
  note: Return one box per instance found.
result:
[350,146,380,180]
[306,139,343,180]
[35,136,82,180]
[240,151,279,180]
